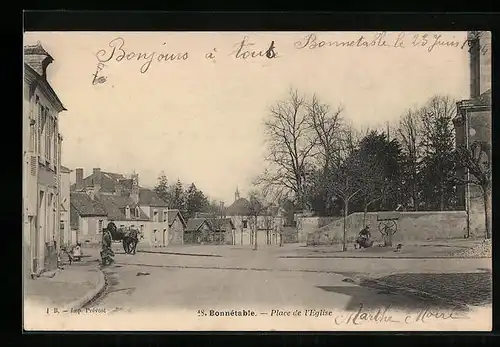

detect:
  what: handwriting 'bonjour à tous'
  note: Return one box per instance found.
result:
[96,37,189,74]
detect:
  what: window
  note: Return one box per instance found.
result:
[39,104,46,160]
[140,225,144,231]
[28,108,35,152]
[125,206,131,219]
[242,220,248,229]
[35,97,41,154]
[136,207,141,218]
[153,210,159,222]
[163,210,168,222]
[97,220,103,234]
[120,225,125,228]
[47,113,52,163]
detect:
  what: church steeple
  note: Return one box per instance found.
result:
[234,186,240,201]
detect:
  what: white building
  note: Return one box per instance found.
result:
[23,42,67,277]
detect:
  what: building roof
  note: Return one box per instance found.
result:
[167,209,187,228]
[70,192,108,217]
[71,170,129,192]
[457,89,492,110]
[225,198,251,216]
[61,165,72,173]
[208,218,235,231]
[24,63,66,112]
[186,218,213,232]
[24,42,53,58]
[139,188,168,207]
[98,194,150,221]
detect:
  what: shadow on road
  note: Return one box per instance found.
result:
[316,285,454,312]
[362,272,492,307]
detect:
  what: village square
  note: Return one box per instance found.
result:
[23,31,491,330]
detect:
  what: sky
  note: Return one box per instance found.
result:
[24,31,470,204]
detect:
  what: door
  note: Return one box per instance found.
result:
[37,190,45,272]
[29,216,38,274]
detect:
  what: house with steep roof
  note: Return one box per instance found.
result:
[185,217,213,244]
[226,187,283,246]
[70,191,108,245]
[71,167,171,247]
[23,41,67,277]
[167,209,187,244]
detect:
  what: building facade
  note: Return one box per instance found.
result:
[71,168,170,247]
[167,209,187,244]
[226,188,283,246]
[23,42,67,277]
[59,165,73,246]
[70,191,109,245]
[453,31,492,237]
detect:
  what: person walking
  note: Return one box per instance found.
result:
[100,227,115,266]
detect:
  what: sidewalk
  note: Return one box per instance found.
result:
[279,239,489,258]
[24,261,105,311]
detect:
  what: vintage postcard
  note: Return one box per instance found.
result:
[22,31,492,331]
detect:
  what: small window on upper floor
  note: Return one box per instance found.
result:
[242,220,248,229]
[153,210,159,222]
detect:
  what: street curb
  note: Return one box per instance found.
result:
[353,276,471,310]
[278,255,491,259]
[138,250,222,257]
[62,266,107,312]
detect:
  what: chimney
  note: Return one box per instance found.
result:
[93,168,101,198]
[131,173,139,205]
[76,168,84,191]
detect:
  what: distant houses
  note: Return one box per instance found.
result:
[70,168,178,247]
[225,187,283,246]
[184,215,235,245]
[167,209,187,244]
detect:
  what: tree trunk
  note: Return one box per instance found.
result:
[253,228,258,250]
[363,203,368,228]
[483,189,491,239]
[342,200,348,252]
[240,227,243,245]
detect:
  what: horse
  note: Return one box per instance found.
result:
[121,228,141,255]
[105,222,142,255]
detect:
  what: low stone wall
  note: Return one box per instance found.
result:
[307,211,475,245]
[296,216,339,243]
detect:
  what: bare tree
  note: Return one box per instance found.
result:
[397,108,422,210]
[455,141,492,239]
[259,88,317,208]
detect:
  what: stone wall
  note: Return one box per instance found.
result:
[306,211,478,245]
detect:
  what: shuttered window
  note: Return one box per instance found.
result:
[30,156,37,176]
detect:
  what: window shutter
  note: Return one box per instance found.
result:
[30,155,37,176]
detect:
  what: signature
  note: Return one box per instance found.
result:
[334,304,468,325]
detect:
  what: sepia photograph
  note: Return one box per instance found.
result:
[22,30,492,331]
